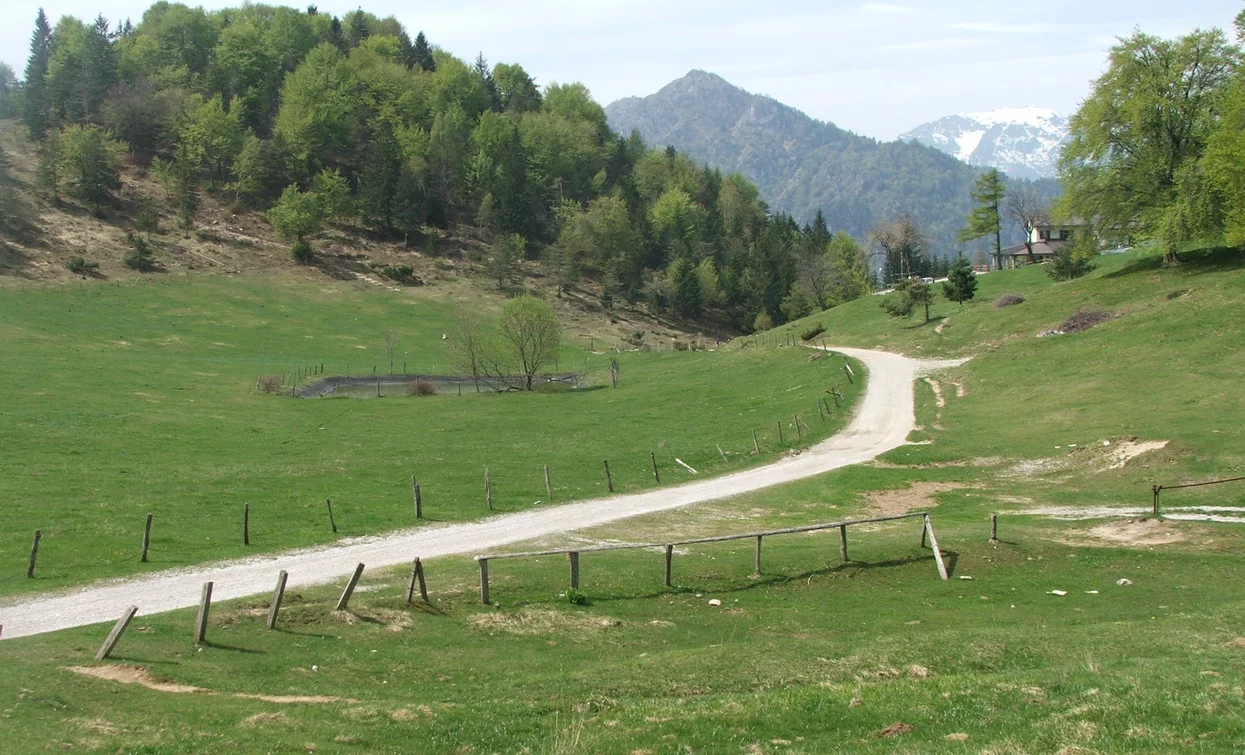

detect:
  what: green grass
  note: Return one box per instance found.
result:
[0,276,861,594]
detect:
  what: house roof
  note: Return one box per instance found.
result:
[1001,240,1063,258]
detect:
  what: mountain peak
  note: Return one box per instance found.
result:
[899,109,1070,180]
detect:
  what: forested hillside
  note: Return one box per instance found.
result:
[0,3,876,332]
[605,70,1058,256]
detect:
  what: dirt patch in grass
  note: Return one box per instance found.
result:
[1103,439,1169,470]
[470,608,623,637]
[1004,438,1169,479]
[875,721,914,738]
[1087,518,1186,546]
[240,712,289,727]
[65,665,356,704]
[863,481,966,517]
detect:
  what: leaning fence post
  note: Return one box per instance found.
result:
[839,524,849,562]
[544,465,553,501]
[603,460,614,493]
[794,414,802,439]
[651,452,660,483]
[326,499,337,533]
[664,545,673,588]
[478,558,490,604]
[817,401,825,421]
[27,529,41,578]
[716,445,727,462]
[140,513,154,563]
[195,582,213,644]
[484,468,493,510]
[336,563,365,611]
[569,551,580,589]
[924,515,949,581]
[267,570,289,630]
[412,476,422,519]
[407,558,428,605]
[752,430,760,454]
[243,503,250,545]
[95,606,139,661]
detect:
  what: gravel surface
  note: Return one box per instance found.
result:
[0,347,963,640]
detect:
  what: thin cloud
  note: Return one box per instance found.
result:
[949,21,1058,34]
[860,3,915,12]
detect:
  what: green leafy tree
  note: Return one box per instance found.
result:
[959,169,1005,270]
[487,232,524,289]
[0,62,18,119]
[882,277,934,323]
[58,125,122,211]
[311,167,352,222]
[36,129,61,201]
[359,121,404,232]
[942,254,977,306]
[172,143,198,231]
[231,134,282,206]
[493,63,541,113]
[498,294,560,390]
[1060,29,1238,264]
[274,43,360,176]
[542,82,609,143]
[181,95,245,188]
[825,232,871,305]
[23,9,52,139]
[268,184,323,241]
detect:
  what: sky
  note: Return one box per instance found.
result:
[2,0,1241,139]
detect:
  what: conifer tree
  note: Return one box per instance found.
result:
[412,32,435,72]
[942,254,977,307]
[359,122,403,233]
[23,9,52,140]
[958,169,1005,270]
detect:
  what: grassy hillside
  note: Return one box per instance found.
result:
[1,245,1243,753]
[0,276,861,595]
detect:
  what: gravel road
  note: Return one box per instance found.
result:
[0,347,963,640]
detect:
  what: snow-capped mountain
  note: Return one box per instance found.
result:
[898,107,1070,180]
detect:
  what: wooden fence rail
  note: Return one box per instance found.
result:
[473,510,946,604]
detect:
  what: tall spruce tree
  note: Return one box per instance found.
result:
[359,122,403,233]
[23,9,52,139]
[412,32,435,71]
[942,254,977,307]
[959,169,1006,270]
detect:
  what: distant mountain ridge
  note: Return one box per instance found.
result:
[898,108,1070,180]
[605,70,1045,256]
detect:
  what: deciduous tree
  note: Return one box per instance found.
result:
[498,294,560,390]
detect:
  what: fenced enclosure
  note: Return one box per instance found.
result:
[473,511,948,604]
[1152,475,1245,517]
[296,371,585,397]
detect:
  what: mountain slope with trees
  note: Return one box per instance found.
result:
[605,70,1055,257]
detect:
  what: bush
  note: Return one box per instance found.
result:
[406,379,437,396]
[291,239,314,264]
[994,293,1025,308]
[565,589,589,606]
[1059,310,1115,333]
[672,340,689,351]
[122,232,155,271]
[134,197,160,232]
[623,331,645,347]
[66,256,99,276]
[256,375,283,394]
[801,323,826,341]
[752,312,774,332]
[1047,248,1096,281]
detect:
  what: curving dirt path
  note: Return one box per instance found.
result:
[0,347,964,640]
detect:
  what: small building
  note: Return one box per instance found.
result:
[999,221,1081,268]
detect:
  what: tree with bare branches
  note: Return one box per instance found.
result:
[1007,186,1050,265]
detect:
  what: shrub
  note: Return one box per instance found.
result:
[67,256,99,276]
[122,232,155,271]
[994,293,1025,308]
[565,589,589,606]
[256,375,283,394]
[752,312,774,332]
[672,340,689,351]
[291,239,314,264]
[406,379,437,396]
[623,331,645,347]
[1047,248,1096,281]
[134,198,160,232]
[1060,310,1115,333]
[801,323,826,341]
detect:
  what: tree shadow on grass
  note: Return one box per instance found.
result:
[1104,246,1244,279]
[903,315,946,331]
[200,640,264,654]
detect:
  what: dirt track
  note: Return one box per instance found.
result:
[0,347,963,640]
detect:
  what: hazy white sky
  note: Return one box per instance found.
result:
[3,1,1241,139]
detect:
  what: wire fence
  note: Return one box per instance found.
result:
[1152,476,1245,516]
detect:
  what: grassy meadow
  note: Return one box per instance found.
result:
[1,245,1244,753]
[0,276,861,595]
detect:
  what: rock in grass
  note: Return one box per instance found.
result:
[875,722,914,738]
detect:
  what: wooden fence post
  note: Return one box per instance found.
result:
[920,517,928,548]
[650,452,660,483]
[829,391,840,409]
[754,536,763,575]
[544,465,553,501]
[407,558,429,604]
[843,364,853,384]
[604,460,614,492]
[412,477,422,519]
[664,545,673,588]
[485,468,492,510]
[924,515,949,581]
[195,582,213,644]
[716,445,727,462]
[335,563,365,611]
[569,551,580,589]
[95,606,139,661]
[1152,485,1162,518]
[27,529,41,578]
[266,570,288,630]
[839,525,849,562]
[326,499,337,533]
[777,421,783,444]
[794,414,802,439]
[990,514,998,542]
[478,558,490,604]
[817,401,825,421]
[752,430,760,454]
[244,503,250,545]
[140,513,153,563]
